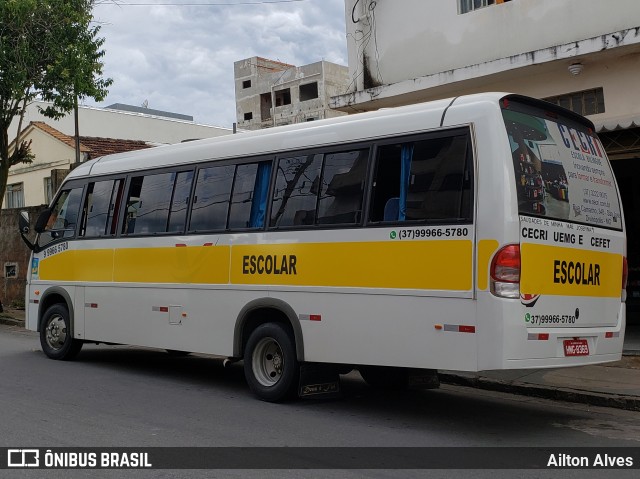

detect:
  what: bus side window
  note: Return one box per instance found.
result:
[406,135,471,222]
[270,154,322,228]
[229,162,272,230]
[81,179,123,238]
[167,171,194,233]
[369,144,402,222]
[316,149,368,225]
[37,186,84,248]
[368,133,472,223]
[123,173,174,235]
[189,165,234,232]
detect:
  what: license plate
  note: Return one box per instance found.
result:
[563,339,589,356]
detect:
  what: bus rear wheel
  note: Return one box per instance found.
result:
[244,323,299,402]
[40,304,83,360]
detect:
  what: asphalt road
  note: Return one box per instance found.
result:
[1,324,639,479]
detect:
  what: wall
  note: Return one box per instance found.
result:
[345,0,640,88]
[0,206,41,308]
[343,48,640,132]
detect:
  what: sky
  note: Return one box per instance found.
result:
[87,0,349,129]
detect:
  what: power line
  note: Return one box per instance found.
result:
[111,0,307,6]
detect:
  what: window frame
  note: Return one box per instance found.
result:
[79,177,125,239]
[543,88,605,117]
[119,166,196,237]
[266,141,373,231]
[40,125,476,240]
[187,155,275,234]
[44,177,53,205]
[35,180,86,251]
[364,127,475,227]
[5,182,25,209]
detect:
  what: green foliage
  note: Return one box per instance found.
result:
[0,0,112,208]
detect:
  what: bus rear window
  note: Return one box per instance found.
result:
[502,102,622,230]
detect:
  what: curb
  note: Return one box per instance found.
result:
[439,373,640,412]
[0,316,24,327]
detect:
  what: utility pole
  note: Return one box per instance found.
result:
[74,91,81,164]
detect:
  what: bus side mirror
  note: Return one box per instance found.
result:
[34,208,51,234]
[18,210,35,251]
[18,211,30,234]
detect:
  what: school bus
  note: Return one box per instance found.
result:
[19,93,627,401]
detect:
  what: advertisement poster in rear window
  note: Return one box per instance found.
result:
[503,109,622,230]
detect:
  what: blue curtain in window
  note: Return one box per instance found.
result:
[249,162,272,228]
[399,144,414,221]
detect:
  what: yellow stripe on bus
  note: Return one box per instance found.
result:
[231,240,473,290]
[38,240,473,291]
[39,249,115,282]
[113,246,231,284]
[520,243,622,298]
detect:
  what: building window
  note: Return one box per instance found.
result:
[5,263,17,279]
[544,88,605,116]
[275,88,291,107]
[44,177,53,204]
[244,112,253,121]
[5,183,24,209]
[260,93,273,120]
[299,82,319,101]
[242,79,252,89]
[459,0,510,14]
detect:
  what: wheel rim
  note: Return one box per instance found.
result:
[252,337,284,387]
[45,314,67,351]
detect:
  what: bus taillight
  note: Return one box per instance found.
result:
[623,256,628,299]
[490,244,520,299]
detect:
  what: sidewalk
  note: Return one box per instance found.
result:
[2,307,640,411]
[440,326,640,412]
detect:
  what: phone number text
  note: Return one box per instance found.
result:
[527,314,576,325]
[396,227,469,240]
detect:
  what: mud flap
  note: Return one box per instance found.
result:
[298,363,341,399]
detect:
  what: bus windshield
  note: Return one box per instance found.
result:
[502,100,622,231]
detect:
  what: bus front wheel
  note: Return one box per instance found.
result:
[40,304,83,360]
[244,323,299,402]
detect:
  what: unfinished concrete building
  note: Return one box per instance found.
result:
[234,56,349,130]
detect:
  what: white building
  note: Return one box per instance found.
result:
[10,101,231,145]
[334,0,640,316]
[234,56,350,130]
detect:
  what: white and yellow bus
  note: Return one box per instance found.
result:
[19,93,627,401]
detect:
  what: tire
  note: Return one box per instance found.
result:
[359,366,410,391]
[244,323,299,402]
[39,304,83,360]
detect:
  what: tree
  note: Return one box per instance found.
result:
[0,0,112,209]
